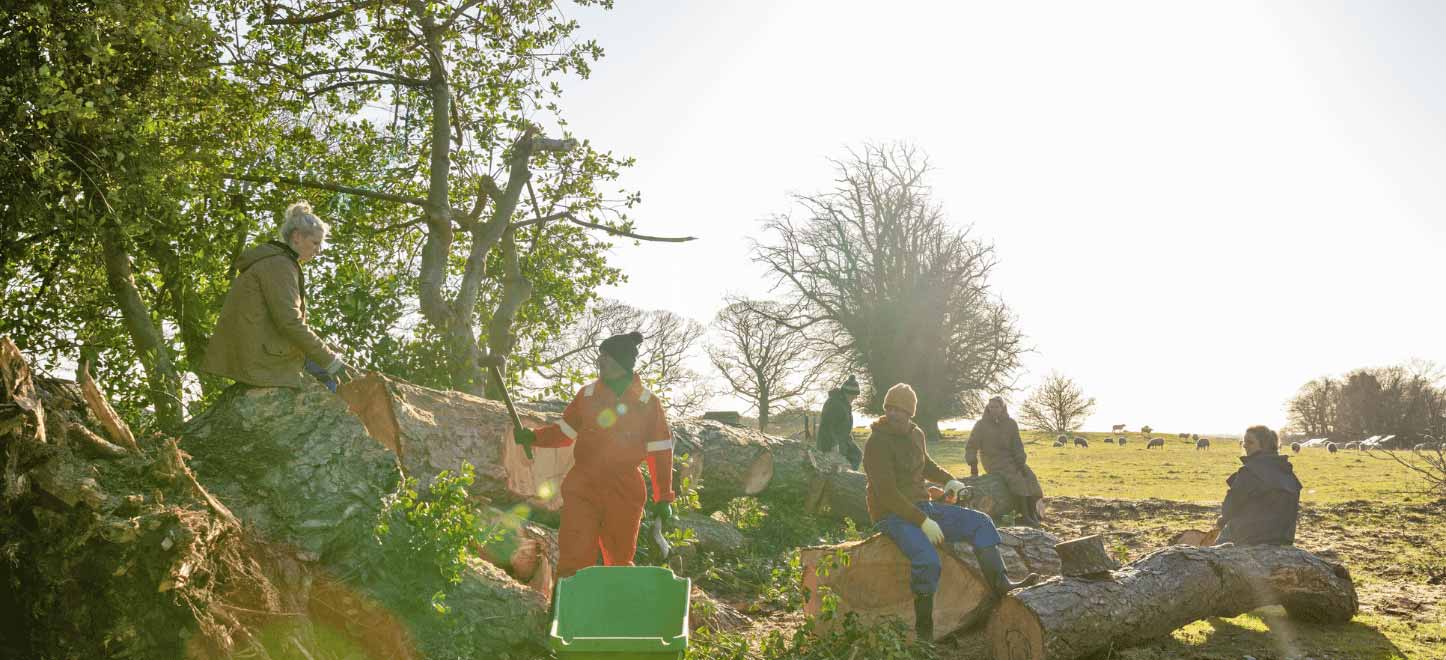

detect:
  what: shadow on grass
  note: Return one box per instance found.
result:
[1111,607,1406,660]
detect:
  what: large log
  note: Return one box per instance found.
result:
[801,527,1062,640]
[478,506,560,597]
[338,373,575,512]
[805,466,871,529]
[987,544,1359,660]
[672,420,774,510]
[181,382,549,654]
[676,511,747,557]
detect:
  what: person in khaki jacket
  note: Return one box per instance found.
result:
[863,383,1040,643]
[202,202,352,388]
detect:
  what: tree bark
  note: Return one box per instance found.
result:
[987,544,1359,660]
[675,512,746,558]
[801,527,1062,640]
[336,372,575,512]
[804,466,871,530]
[98,219,182,431]
[671,420,775,511]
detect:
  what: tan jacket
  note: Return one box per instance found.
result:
[965,415,1045,498]
[863,417,955,525]
[201,242,337,387]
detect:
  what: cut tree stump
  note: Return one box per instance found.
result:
[987,544,1358,660]
[801,527,1062,639]
[1054,535,1120,577]
[478,506,559,598]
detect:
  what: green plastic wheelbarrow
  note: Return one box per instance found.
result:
[549,566,691,659]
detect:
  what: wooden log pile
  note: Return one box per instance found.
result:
[987,544,1358,660]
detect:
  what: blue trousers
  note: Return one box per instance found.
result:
[876,502,1002,594]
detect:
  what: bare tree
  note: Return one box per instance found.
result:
[750,142,1026,441]
[1286,377,1338,439]
[707,299,821,429]
[525,299,713,417]
[1016,372,1096,435]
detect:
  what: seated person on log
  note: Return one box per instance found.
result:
[513,331,676,579]
[1215,424,1301,546]
[202,201,355,391]
[965,396,1044,526]
[816,374,863,469]
[865,383,1040,643]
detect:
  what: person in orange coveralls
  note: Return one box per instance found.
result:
[512,331,675,578]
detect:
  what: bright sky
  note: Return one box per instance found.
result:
[555,0,1446,434]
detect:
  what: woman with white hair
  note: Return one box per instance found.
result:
[202,201,352,389]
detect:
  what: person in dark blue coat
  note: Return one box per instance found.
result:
[1217,425,1302,546]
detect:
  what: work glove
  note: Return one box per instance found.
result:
[649,500,675,525]
[920,518,945,546]
[513,426,537,451]
[943,479,968,500]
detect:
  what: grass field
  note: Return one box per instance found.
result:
[906,429,1446,659]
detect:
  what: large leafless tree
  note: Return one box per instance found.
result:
[525,299,713,417]
[1016,372,1096,435]
[707,299,821,429]
[750,142,1026,441]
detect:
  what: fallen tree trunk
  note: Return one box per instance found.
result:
[672,420,774,510]
[805,467,871,530]
[801,527,1061,639]
[987,544,1358,660]
[338,373,575,512]
[676,512,746,558]
[956,472,1017,521]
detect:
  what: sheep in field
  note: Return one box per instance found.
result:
[1147,437,1165,449]
[1196,438,1210,450]
[1073,436,1089,448]
[1291,442,1301,453]
[1327,442,1339,454]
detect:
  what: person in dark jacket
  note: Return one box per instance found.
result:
[864,383,1039,643]
[966,397,1044,526]
[1216,425,1301,546]
[816,375,862,468]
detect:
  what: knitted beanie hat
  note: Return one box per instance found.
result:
[883,383,917,416]
[599,331,644,371]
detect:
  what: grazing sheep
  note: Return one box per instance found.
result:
[1327,442,1338,454]
[1147,437,1165,449]
[1117,437,1128,446]
[1191,433,1199,441]
[1196,438,1210,450]
[1053,439,1067,448]
[1291,442,1301,454]
[1073,437,1089,448]
[1057,434,1070,445]
[1103,436,1115,444]
[1344,442,1360,451]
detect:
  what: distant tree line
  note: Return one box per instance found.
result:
[1286,362,1446,446]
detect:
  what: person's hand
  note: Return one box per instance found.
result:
[944,479,968,500]
[513,426,536,450]
[969,463,979,478]
[649,501,675,524]
[920,518,945,545]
